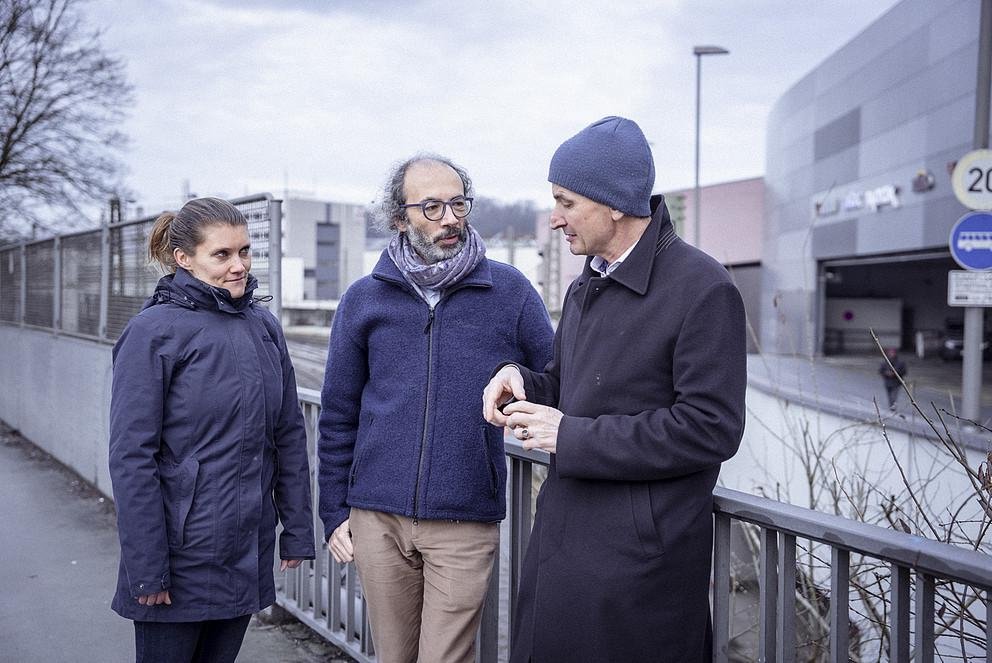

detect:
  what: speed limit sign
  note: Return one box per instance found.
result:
[952,149,992,209]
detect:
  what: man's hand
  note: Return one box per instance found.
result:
[137,590,171,606]
[503,401,563,454]
[280,559,304,571]
[328,519,354,563]
[483,365,526,426]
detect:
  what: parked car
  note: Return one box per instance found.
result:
[939,320,991,361]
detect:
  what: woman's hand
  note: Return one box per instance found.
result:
[280,559,303,571]
[137,590,171,606]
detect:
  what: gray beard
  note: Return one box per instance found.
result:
[406,223,468,263]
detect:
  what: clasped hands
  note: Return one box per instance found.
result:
[482,365,562,454]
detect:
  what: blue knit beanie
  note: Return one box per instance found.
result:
[548,116,655,217]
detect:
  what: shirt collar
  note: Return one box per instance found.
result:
[591,238,640,277]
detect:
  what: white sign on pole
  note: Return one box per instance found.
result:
[952,149,992,210]
[948,269,992,306]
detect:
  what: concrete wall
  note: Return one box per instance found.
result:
[0,325,113,497]
[2,323,982,531]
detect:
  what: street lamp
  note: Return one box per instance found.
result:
[693,45,729,250]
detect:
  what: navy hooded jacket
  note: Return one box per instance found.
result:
[317,252,554,538]
[109,268,315,622]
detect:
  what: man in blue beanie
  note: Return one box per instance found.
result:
[484,116,748,662]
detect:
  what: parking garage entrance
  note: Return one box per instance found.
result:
[818,250,990,358]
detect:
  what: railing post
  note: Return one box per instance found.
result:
[986,590,991,663]
[759,527,778,663]
[19,244,26,326]
[776,533,796,663]
[889,563,910,662]
[510,456,533,611]
[52,236,62,330]
[711,512,731,663]
[98,223,110,340]
[829,548,849,663]
[914,572,934,663]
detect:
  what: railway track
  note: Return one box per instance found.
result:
[286,334,329,392]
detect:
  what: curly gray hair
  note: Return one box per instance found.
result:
[369,152,474,233]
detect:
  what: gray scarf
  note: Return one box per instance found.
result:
[387,226,486,291]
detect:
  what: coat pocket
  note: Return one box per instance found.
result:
[629,483,664,558]
[159,456,200,549]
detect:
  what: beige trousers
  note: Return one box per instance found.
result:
[349,508,499,663]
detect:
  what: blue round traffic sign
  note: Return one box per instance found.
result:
[950,211,992,271]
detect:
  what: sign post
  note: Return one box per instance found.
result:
[949,209,992,424]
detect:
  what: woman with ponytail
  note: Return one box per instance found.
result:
[108,197,315,663]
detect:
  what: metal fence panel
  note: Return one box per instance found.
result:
[60,232,103,336]
[1,194,276,341]
[106,220,159,341]
[0,248,21,322]
[24,241,55,327]
[103,196,274,342]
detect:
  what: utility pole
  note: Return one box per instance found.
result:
[962,0,992,421]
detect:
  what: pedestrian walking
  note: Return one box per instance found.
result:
[879,347,907,410]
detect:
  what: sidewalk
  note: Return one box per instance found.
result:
[0,425,351,663]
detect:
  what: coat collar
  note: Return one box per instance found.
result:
[581,194,677,296]
[147,268,258,314]
[371,248,494,293]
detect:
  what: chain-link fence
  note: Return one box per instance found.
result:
[0,193,281,342]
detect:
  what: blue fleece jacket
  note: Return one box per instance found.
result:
[317,251,554,538]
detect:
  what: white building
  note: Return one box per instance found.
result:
[281,198,366,302]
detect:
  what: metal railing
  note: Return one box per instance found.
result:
[280,390,992,663]
[0,193,282,342]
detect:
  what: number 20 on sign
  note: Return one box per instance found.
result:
[953,149,992,210]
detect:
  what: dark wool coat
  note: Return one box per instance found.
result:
[317,253,554,539]
[510,196,747,663]
[109,269,315,622]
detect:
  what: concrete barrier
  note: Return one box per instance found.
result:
[0,325,113,495]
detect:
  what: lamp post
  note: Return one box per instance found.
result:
[693,45,729,249]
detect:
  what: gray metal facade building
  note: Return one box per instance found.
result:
[761,0,986,356]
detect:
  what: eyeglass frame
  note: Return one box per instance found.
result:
[400,196,474,221]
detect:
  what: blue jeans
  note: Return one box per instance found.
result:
[133,615,251,663]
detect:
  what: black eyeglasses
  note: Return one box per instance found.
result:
[401,196,473,221]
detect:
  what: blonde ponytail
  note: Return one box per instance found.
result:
[148,211,177,271]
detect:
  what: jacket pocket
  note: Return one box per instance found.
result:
[350,415,374,486]
[159,456,200,549]
[479,425,499,499]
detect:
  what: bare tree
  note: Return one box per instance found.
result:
[0,0,132,240]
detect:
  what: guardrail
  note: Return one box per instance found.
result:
[279,389,992,662]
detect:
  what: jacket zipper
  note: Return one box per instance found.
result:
[412,304,435,525]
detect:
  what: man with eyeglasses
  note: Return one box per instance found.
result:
[317,153,553,663]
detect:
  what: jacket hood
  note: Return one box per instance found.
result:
[144,268,259,314]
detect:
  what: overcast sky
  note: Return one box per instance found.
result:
[85,0,900,214]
